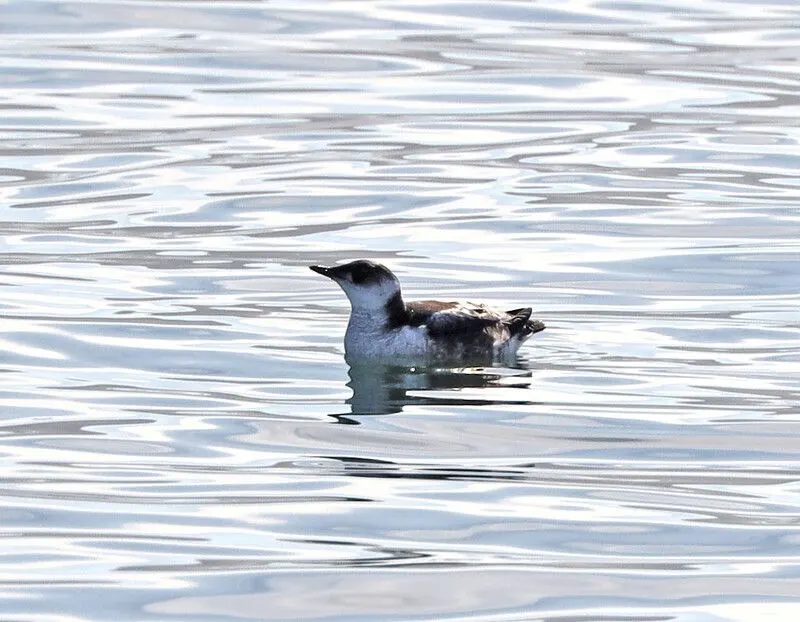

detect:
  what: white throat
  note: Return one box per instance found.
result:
[337,279,400,314]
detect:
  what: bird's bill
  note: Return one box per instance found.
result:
[309,265,333,277]
[310,264,353,281]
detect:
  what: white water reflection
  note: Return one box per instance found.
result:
[2,0,800,621]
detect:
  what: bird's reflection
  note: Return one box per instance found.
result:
[336,359,534,420]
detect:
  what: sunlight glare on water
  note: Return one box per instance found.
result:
[1,0,799,621]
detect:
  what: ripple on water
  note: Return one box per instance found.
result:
[2,0,800,621]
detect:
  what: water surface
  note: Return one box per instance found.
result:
[1,0,800,620]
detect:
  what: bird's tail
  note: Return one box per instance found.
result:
[506,307,545,340]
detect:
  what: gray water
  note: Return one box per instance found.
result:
[2,1,800,620]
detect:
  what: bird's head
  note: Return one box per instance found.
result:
[310,260,401,311]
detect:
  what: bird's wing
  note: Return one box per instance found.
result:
[406,300,504,337]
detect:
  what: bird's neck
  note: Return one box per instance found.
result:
[348,291,407,332]
[382,291,408,329]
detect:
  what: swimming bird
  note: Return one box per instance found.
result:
[310,260,545,363]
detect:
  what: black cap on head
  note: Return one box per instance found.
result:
[310,260,396,285]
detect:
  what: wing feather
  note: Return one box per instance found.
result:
[407,301,504,337]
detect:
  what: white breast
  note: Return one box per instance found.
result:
[344,315,430,362]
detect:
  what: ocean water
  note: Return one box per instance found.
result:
[1,0,799,620]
